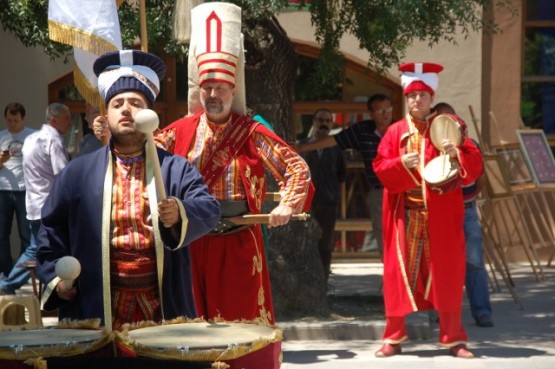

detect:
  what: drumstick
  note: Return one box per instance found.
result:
[135,109,167,201]
[442,121,449,176]
[227,212,310,225]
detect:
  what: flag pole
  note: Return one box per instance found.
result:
[140,0,148,52]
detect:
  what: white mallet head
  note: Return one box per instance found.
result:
[55,256,81,281]
[134,109,160,134]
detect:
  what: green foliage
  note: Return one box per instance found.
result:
[117,0,188,59]
[0,0,514,76]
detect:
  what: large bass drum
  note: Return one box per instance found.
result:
[121,321,282,369]
[0,328,110,369]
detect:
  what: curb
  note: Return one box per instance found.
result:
[279,312,431,341]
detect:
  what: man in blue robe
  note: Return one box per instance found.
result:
[36,50,220,330]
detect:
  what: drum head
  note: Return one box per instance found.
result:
[0,328,106,360]
[429,114,463,150]
[423,155,459,185]
[128,322,278,350]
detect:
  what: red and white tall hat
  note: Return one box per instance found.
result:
[187,2,246,115]
[399,62,444,95]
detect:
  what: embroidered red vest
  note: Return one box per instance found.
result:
[167,112,268,214]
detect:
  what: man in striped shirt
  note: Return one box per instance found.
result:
[295,94,393,256]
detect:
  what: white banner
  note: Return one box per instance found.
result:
[48,0,122,107]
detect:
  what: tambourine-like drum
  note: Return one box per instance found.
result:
[423,154,463,194]
[122,321,282,369]
[0,328,110,369]
[429,113,467,150]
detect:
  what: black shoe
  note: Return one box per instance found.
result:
[475,315,494,327]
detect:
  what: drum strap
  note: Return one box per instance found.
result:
[406,115,428,210]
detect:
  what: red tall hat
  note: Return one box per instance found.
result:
[399,62,444,95]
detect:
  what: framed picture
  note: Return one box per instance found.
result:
[482,154,512,198]
[494,145,534,187]
[516,129,555,187]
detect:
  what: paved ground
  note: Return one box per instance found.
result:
[10,261,555,368]
[279,262,555,369]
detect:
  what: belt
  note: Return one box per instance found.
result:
[211,200,250,235]
[219,200,249,217]
[464,202,474,208]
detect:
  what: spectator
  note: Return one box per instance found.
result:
[0,103,35,278]
[7,103,73,297]
[295,94,393,256]
[77,102,102,156]
[299,108,346,280]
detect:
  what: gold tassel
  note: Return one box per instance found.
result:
[48,21,119,55]
[212,362,230,369]
[73,65,105,110]
[173,0,204,43]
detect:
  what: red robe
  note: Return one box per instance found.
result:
[373,114,483,316]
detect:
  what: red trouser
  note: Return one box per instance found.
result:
[383,311,468,347]
[190,226,275,324]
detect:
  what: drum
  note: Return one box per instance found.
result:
[0,328,110,369]
[423,154,463,194]
[121,321,282,369]
[429,114,467,150]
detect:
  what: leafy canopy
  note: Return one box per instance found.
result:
[0,0,514,73]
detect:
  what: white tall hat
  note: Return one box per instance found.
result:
[187,2,246,115]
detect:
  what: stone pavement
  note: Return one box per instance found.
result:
[279,262,555,369]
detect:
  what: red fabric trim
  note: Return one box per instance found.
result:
[199,68,235,77]
[198,58,237,68]
[403,81,435,95]
[399,62,443,73]
[206,11,222,52]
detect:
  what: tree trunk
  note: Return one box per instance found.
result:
[243,17,330,319]
[243,17,295,140]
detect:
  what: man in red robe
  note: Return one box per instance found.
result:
[373,62,483,358]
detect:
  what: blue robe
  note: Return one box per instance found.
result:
[36,144,220,326]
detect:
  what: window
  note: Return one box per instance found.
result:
[522,1,555,134]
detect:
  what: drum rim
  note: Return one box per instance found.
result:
[429,114,463,150]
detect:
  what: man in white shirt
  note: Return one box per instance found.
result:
[0,103,71,295]
[0,102,35,278]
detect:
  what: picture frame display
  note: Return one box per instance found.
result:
[516,129,555,187]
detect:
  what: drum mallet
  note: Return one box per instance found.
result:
[55,256,81,285]
[134,109,167,201]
